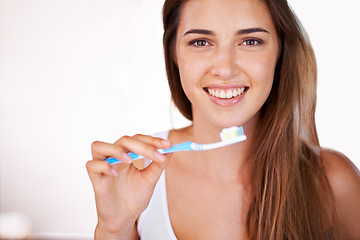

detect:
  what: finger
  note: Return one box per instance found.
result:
[91,141,132,164]
[115,135,171,163]
[140,153,172,187]
[86,160,117,178]
[128,134,172,149]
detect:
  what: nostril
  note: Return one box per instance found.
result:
[210,64,239,80]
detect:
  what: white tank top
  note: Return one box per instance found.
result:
[137,130,178,240]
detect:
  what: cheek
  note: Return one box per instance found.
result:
[178,61,197,101]
[246,57,277,100]
[250,62,274,86]
[178,56,207,94]
[178,60,193,85]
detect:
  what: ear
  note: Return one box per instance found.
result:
[276,37,283,62]
[172,46,178,66]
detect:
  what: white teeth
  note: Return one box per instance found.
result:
[232,89,238,97]
[220,90,226,98]
[207,87,246,99]
[226,91,232,99]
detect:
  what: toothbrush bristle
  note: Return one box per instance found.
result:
[220,126,244,141]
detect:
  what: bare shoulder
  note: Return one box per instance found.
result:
[320,148,360,190]
[320,148,360,239]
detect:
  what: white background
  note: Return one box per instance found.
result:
[0,0,359,238]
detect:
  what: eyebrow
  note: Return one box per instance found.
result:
[183,27,269,37]
[237,27,269,35]
[183,29,214,36]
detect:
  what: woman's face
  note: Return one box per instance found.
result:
[175,0,279,129]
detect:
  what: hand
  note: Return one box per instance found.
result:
[86,134,172,236]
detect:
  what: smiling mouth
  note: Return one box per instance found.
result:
[204,87,249,99]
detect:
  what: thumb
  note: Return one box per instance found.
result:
[140,155,171,187]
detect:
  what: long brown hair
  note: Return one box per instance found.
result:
[162,0,341,239]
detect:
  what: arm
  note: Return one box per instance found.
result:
[321,149,360,239]
[94,220,139,240]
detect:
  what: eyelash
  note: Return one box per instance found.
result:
[189,38,263,47]
[189,39,211,47]
[241,39,263,46]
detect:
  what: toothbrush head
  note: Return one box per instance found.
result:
[220,126,245,141]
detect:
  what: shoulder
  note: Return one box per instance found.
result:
[320,148,360,239]
[320,148,360,191]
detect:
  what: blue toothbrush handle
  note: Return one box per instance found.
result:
[160,141,193,153]
[105,153,141,164]
[105,141,194,164]
[128,152,140,159]
[105,157,121,164]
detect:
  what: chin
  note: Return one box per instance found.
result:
[198,109,260,131]
[205,115,249,130]
[192,104,261,130]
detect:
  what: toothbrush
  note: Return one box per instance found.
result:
[106,126,246,165]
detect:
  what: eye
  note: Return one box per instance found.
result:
[190,39,210,47]
[241,39,262,46]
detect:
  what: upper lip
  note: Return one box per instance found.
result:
[204,83,248,89]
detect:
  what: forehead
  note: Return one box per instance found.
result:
[179,0,274,33]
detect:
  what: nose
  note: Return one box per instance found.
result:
[210,46,239,80]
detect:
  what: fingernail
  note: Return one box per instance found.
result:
[122,153,133,164]
[111,168,118,176]
[162,139,171,147]
[155,151,166,162]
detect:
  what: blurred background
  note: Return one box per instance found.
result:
[0,0,359,239]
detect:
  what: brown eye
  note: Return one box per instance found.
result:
[190,39,210,47]
[241,39,262,46]
[245,40,256,45]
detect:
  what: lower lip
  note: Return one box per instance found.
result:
[206,91,246,107]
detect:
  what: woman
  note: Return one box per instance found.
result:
[86,0,360,239]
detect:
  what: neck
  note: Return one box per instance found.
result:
[181,114,258,185]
